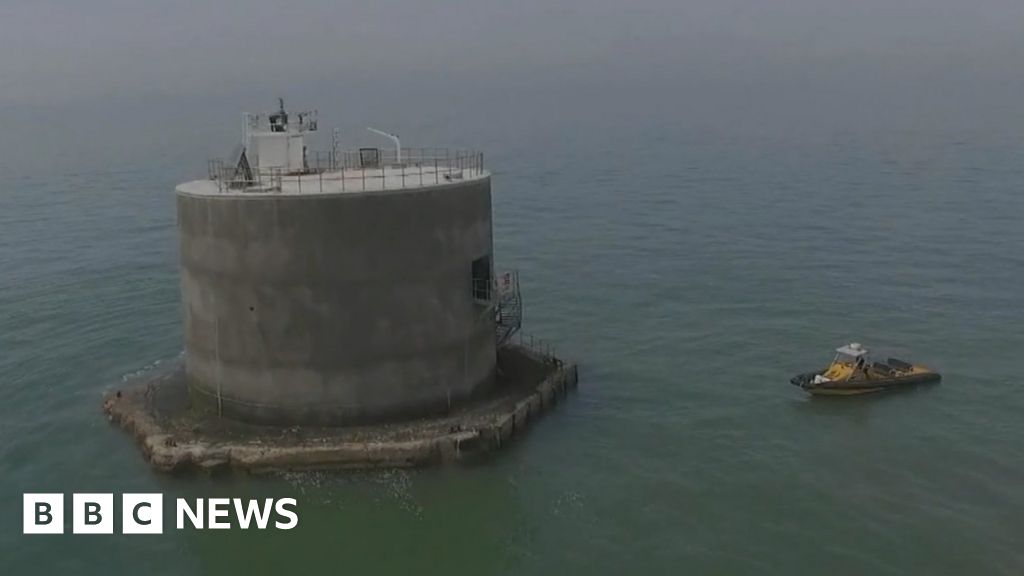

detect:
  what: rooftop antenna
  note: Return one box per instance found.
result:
[269,98,289,133]
[367,127,401,164]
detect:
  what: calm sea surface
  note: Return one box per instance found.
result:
[1,105,1022,574]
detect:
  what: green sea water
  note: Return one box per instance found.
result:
[1,102,1022,574]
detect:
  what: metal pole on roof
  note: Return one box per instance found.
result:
[367,127,401,164]
[332,128,339,170]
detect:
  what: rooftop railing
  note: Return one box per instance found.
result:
[206,147,485,194]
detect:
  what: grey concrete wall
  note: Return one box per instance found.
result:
[176,178,496,425]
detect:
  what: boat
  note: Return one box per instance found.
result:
[791,343,940,396]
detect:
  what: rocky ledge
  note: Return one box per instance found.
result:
[103,345,577,473]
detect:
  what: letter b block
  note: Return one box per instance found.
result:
[73,494,114,534]
[23,494,64,534]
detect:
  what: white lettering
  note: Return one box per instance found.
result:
[233,498,273,529]
[176,498,203,529]
[208,498,231,529]
[274,498,298,530]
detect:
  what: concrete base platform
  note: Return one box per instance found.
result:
[103,345,577,473]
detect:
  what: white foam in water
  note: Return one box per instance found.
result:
[119,350,184,383]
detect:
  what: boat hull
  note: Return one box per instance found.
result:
[791,370,941,395]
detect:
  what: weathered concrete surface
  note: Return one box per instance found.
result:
[103,345,577,473]
[177,177,496,425]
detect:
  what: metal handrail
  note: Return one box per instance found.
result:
[207,147,485,194]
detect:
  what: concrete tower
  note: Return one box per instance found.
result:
[176,103,498,425]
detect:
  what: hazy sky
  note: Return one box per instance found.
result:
[4,0,1023,108]
[2,0,1023,173]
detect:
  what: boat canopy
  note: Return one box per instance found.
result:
[835,343,868,358]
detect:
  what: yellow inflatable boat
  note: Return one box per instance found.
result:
[791,343,941,396]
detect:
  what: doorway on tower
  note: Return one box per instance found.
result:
[472,255,492,302]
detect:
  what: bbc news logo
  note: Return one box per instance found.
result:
[23,494,298,534]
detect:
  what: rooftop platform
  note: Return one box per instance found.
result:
[182,148,487,197]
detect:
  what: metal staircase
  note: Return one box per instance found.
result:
[494,271,522,346]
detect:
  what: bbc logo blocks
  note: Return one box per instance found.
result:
[23,493,298,533]
[122,494,162,534]
[24,493,163,535]
[22,494,63,535]
[72,494,114,534]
